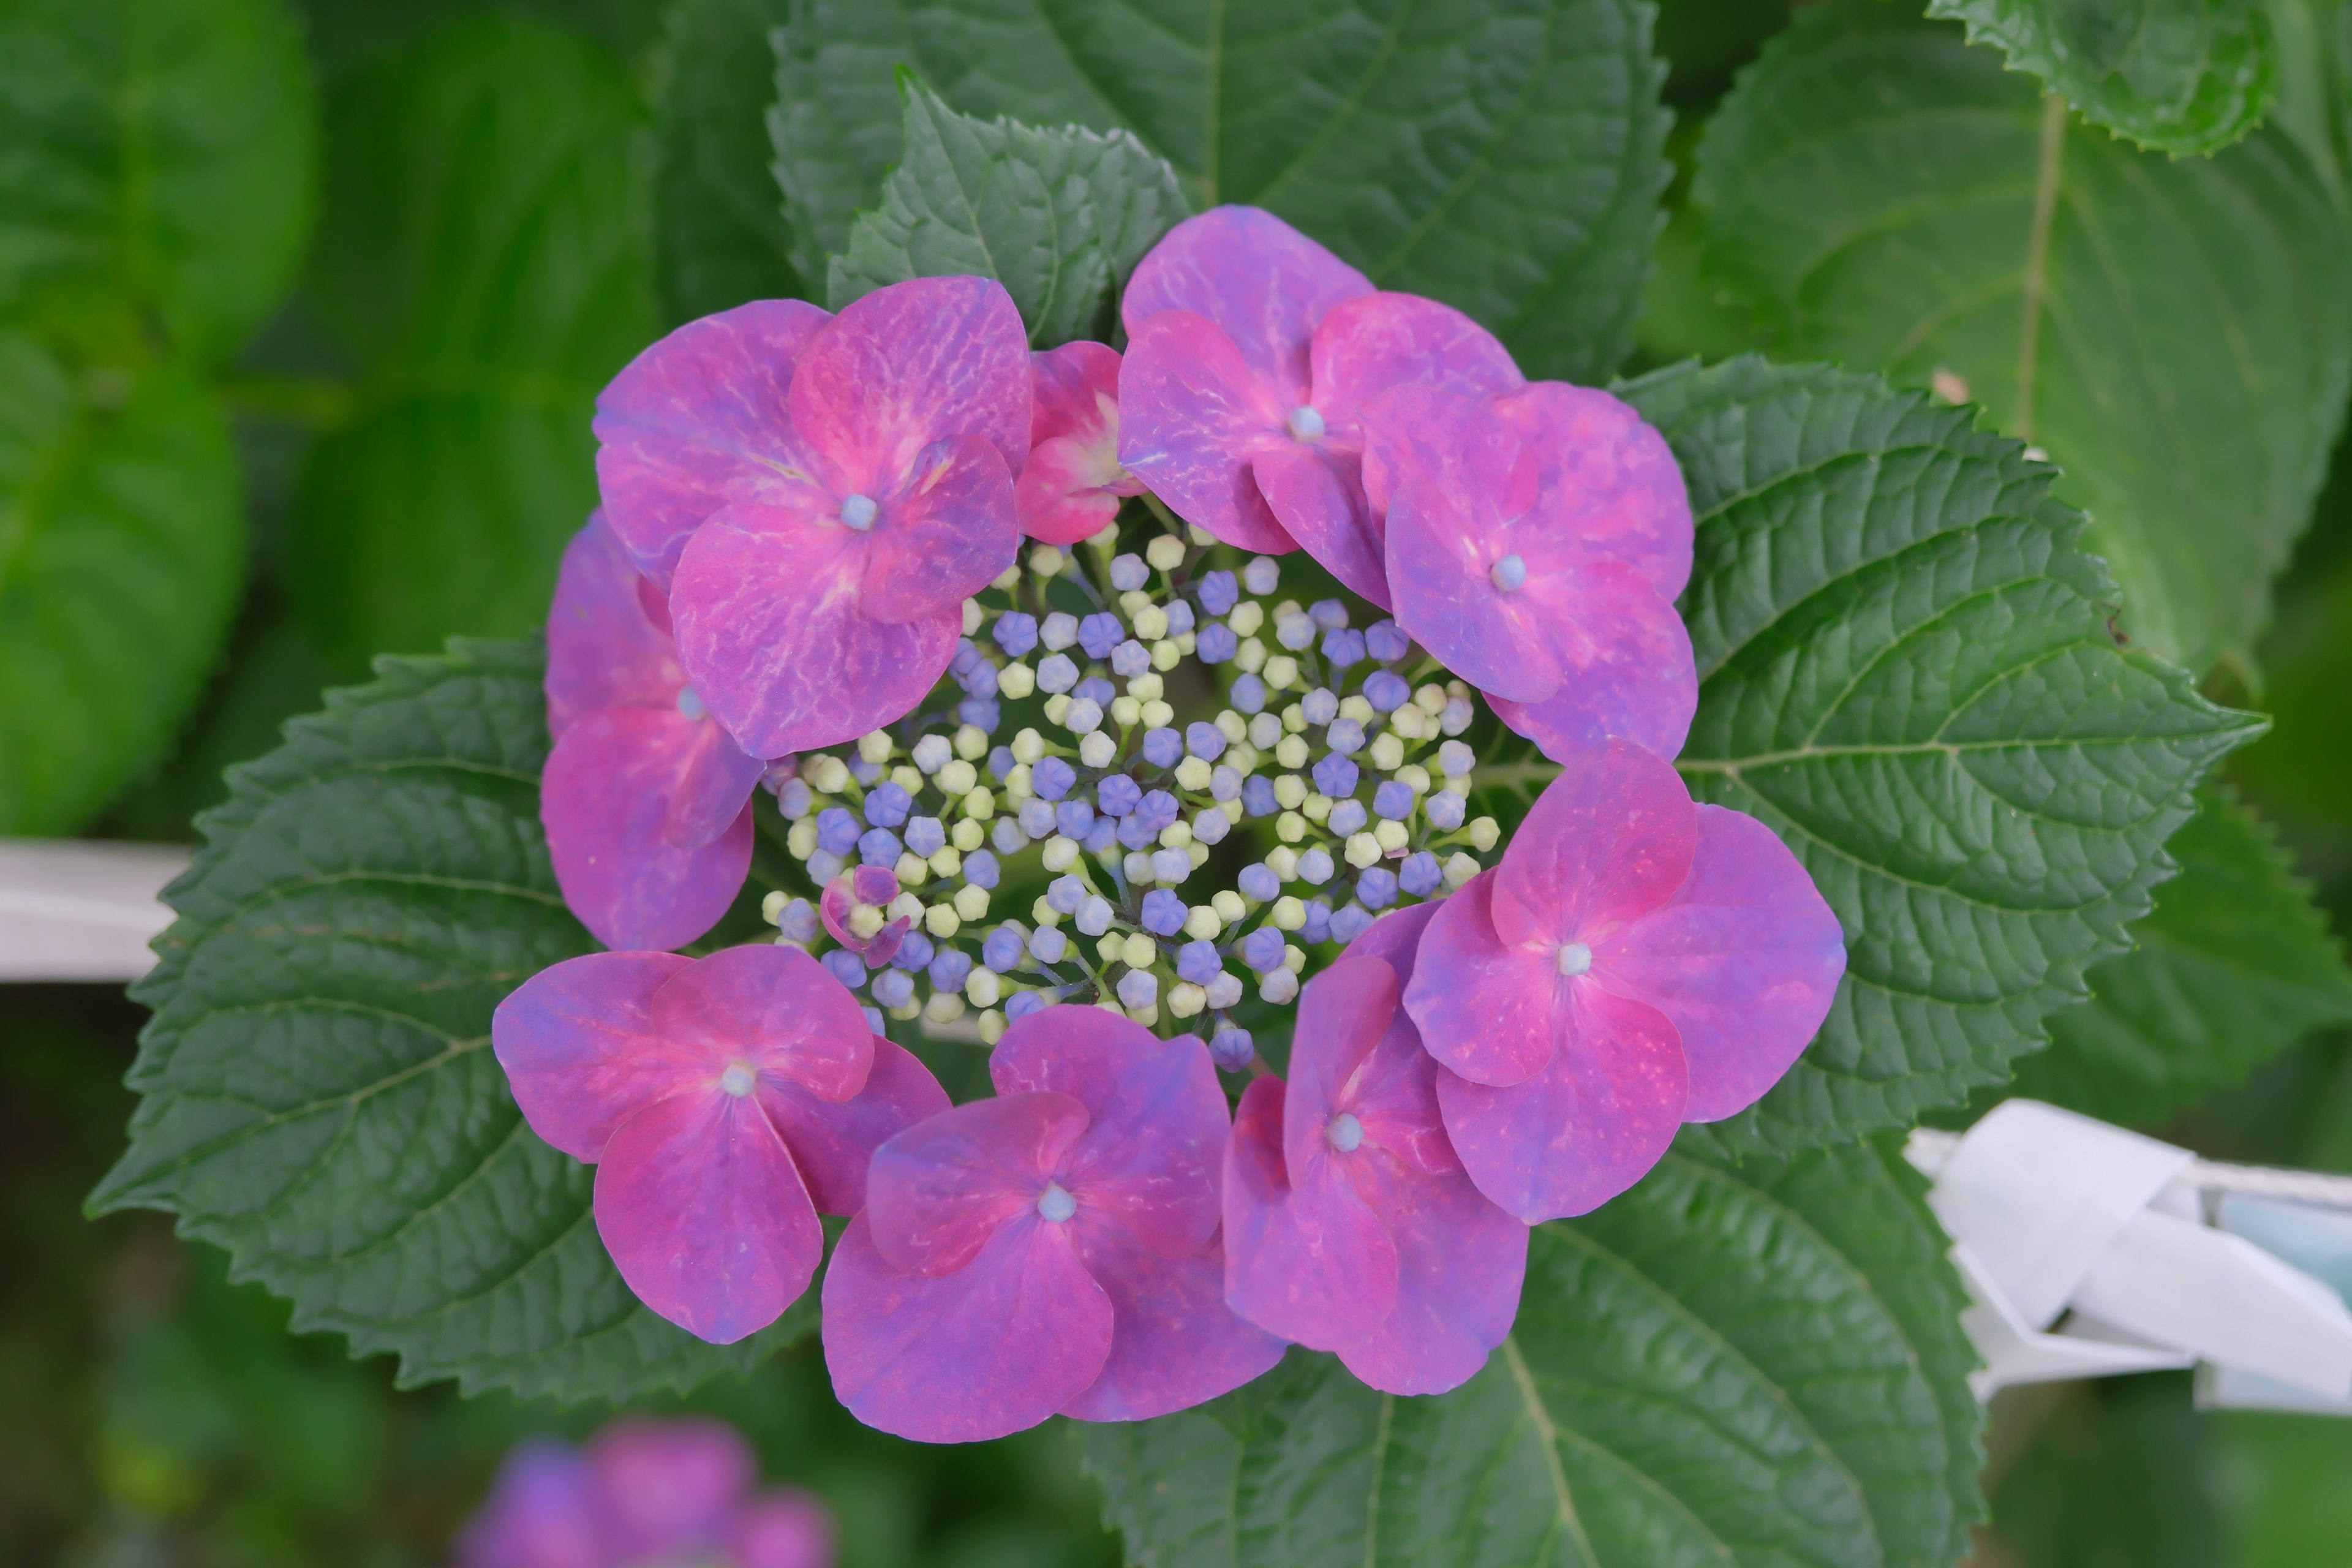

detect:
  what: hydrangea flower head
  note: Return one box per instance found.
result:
[1117,207,1521,603]
[1404,738,1846,1221]
[1016,341,1145,543]
[1224,904,1528,1394]
[492,946,948,1342]
[541,514,765,950]
[452,1417,832,1568]
[594,280,1030,757]
[823,1006,1283,1441]
[1364,384,1697,760]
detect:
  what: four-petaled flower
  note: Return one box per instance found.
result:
[822,1006,1284,1442]
[493,946,948,1343]
[1224,903,1528,1394]
[594,281,1030,758]
[1363,384,1697,761]
[1117,206,1522,606]
[1404,737,1846,1221]
[1016,341,1145,543]
[541,514,767,951]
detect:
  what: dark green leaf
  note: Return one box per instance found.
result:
[1086,1141,1982,1568]
[0,0,315,364]
[2264,0,2352,201]
[1612,357,2258,1156]
[1691,0,2352,676]
[829,75,1188,348]
[288,13,658,674]
[1983,1374,2222,1568]
[0,336,245,833]
[653,0,809,322]
[1924,0,2275,155]
[2010,786,2352,1125]
[89,638,805,1402]
[772,0,1670,381]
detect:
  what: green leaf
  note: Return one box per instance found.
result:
[288,13,658,675]
[2008,785,2352,1125]
[829,75,1189,348]
[0,335,245,833]
[1085,1140,1983,1568]
[1923,0,2275,155]
[653,0,809,323]
[1690,0,2352,677]
[0,0,315,364]
[771,0,1670,381]
[1613,357,2259,1156]
[89,638,805,1402]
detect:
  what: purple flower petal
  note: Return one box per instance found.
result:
[822,1209,1113,1443]
[1335,1142,1527,1395]
[671,502,960,756]
[1490,380,1693,601]
[864,1091,1090,1276]
[648,944,873,1102]
[1339,897,1439,983]
[728,1491,835,1568]
[1596,804,1846,1121]
[453,1439,601,1568]
[1401,872,1572,1087]
[1490,737,1697,950]
[545,514,686,737]
[787,275,1031,490]
[1222,1074,1398,1349]
[594,1088,825,1343]
[594,299,834,584]
[1116,311,1297,554]
[1018,432,1128,545]
[1435,982,1688,1221]
[756,1038,949,1215]
[1480,581,1697,762]
[989,1006,1227,1261]
[1309,292,1522,449]
[858,433,1020,624]
[1120,206,1371,396]
[1059,1227,1286,1422]
[492,951,698,1160]
[586,1417,754,1562]
[1252,442,1388,608]
[1280,955,1401,1182]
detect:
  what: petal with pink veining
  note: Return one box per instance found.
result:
[858,434,1019,624]
[1253,443,1389,609]
[1221,1076,1397,1350]
[1060,1227,1286,1422]
[594,299,834,582]
[1310,292,1522,448]
[671,502,960,756]
[1384,473,1567,703]
[594,1090,824,1344]
[1340,898,1438,986]
[1436,984,1688,1222]
[545,514,684,736]
[864,1091,1090,1277]
[1357,383,1534,533]
[991,1007,1227,1261]
[1338,1009,1461,1180]
[1490,738,1698,951]
[649,944,872,1102]
[1120,206,1370,398]
[758,1039,950,1215]
[822,1210,1112,1443]
[1401,872,1568,1088]
[1596,805,1847,1122]
[1479,563,1697,763]
[541,709,756,953]
[1016,433,1126,545]
[1491,380,1693,601]
[788,276,1031,489]
[665,712,770,848]
[491,951,697,1161]
[1283,956,1403,1178]
[1117,311,1297,553]
[1336,1144,1528,1396]
[1030,340,1122,446]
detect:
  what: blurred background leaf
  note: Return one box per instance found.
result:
[652,0,804,322]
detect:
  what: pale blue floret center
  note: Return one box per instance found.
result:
[841,492,880,530]
[1491,553,1528,592]
[1556,941,1593,976]
[1037,1182,1078,1223]
[677,686,707,721]
[720,1062,756,1097]
[1287,405,1326,441]
[1327,1112,1364,1152]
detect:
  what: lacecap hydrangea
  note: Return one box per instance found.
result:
[492,206,1847,1440]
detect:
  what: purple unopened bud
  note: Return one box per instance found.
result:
[1037,654,1079,693]
[816,807,860,855]
[872,969,915,1008]
[1031,755,1076,801]
[1111,639,1151,677]
[1313,753,1359,798]
[1186,722,1226,761]
[993,612,1039,656]
[822,949,867,990]
[958,657,1000,697]
[989,745,1018,780]
[1426,791,1466,831]
[1238,863,1280,902]
[1055,799,1096,837]
[1231,673,1267,714]
[1321,627,1365,669]
[1242,775,1278,816]
[959,697,1000,733]
[1210,764,1243,801]
[1210,1027,1255,1071]
[1356,867,1398,910]
[1400,850,1444,896]
[1164,601,1195,636]
[1083,817,1118,854]
[1134,789,1179,834]
[1118,813,1159,850]
[903,816,946,857]
[1177,939,1222,984]
[1326,718,1365,755]
[983,924,1026,971]
[892,930,935,970]
[1142,727,1183,767]
[1097,774,1141,816]
[1374,780,1415,820]
[1006,990,1048,1021]
[963,850,1001,889]
[929,949,973,991]
[951,639,986,677]
[1047,875,1087,914]
[1110,552,1150,590]
[1196,622,1238,663]
[1077,613,1125,660]
[1364,671,1411,712]
[1310,598,1349,629]
[1240,927,1286,973]
[1019,798,1057,839]
[858,828,902,865]
[1300,899,1333,944]
[1365,619,1411,662]
[1330,903,1376,944]
[1029,927,1068,964]
[1197,570,1239,616]
[1075,676,1117,707]
[865,780,912,827]
[1141,889,1187,935]
[1327,800,1368,837]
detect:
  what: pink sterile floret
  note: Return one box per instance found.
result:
[593,279,1030,758]
[541,514,766,952]
[491,946,948,1344]
[1224,904,1528,1396]
[453,1416,833,1568]
[1017,341,1145,544]
[1362,384,1697,761]
[1403,738,1847,1223]
[1115,206,1522,605]
[823,1006,1283,1442]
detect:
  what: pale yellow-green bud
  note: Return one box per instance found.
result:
[951,818,985,852]
[1012,726,1046,764]
[1390,703,1428,739]
[954,723,988,760]
[1185,904,1222,940]
[1126,1003,1160,1027]
[1397,763,1431,794]
[1044,693,1072,725]
[1345,833,1382,869]
[1079,731,1117,768]
[1211,889,1246,924]
[894,851,929,886]
[1271,895,1306,930]
[953,884,990,921]
[977,1008,1007,1044]
[997,662,1036,699]
[1174,756,1213,791]
[887,892,924,924]
[787,819,818,859]
[938,759,978,796]
[1367,733,1405,771]
[962,786,995,821]
[1215,709,1248,743]
[929,847,962,880]
[1120,931,1157,969]
[1151,639,1182,671]
[1041,835,1080,871]
[1339,696,1374,725]
[1415,683,1448,715]
[1167,982,1207,1018]
[1128,671,1164,702]
[991,564,1020,592]
[848,903,886,940]
[808,754,851,793]
[1265,655,1299,690]
[1283,944,1305,974]
[891,764,924,797]
[1141,699,1175,728]
[926,903,962,938]
[1234,636,1267,673]
[1374,819,1410,854]
[1276,810,1306,843]
[1146,533,1186,571]
[924,992,966,1024]
[1302,793,1332,823]
[1273,774,1308,810]
[1133,604,1169,641]
[1228,601,1265,636]
[1160,820,1193,850]
[1443,852,1481,889]
[965,967,1001,1006]
[1267,846,1300,881]
[1275,735,1310,769]
[1030,545,1066,577]
[1469,816,1500,851]
[962,599,984,635]
[1032,897,1061,927]
[1097,933,1126,964]
[1110,695,1142,728]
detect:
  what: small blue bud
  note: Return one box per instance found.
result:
[1111,639,1152,677]
[1300,897,1333,944]
[1276,612,1316,651]
[1193,808,1229,845]
[1243,557,1280,595]
[1029,927,1069,965]
[1238,862,1280,902]
[903,816,946,857]
[776,777,813,818]
[1326,718,1365,755]
[1076,894,1114,935]
[951,639,986,677]
[1330,903,1376,944]
[816,807,861,856]
[1047,875,1087,914]
[1197,570,1239,616]
[848,756,882,785]
[1117,969,1159,1009]
[1327,799,1368,837]
[929,948,974,992]
[1134,789,1179,833]
[989,745,1018,781]
[983,924,1026,971]
[1164,600,1195,636]
[1110,552,1150,590]
[1425,791,1466,831]
[1210,1027,1256,1072]
[1321,627,1365,669]
[1142,727,1183,767]
[1231,673,1268,714]
[1400,851,1444,897]
[1118,812,1159,850]
[1031,756,1076,801]
[1006,990,1048,1022]
[1084,816,1118,855]
[1150,847,1192,883]
[1036,653,1080,693]
[1242,775,1279,817]
[1196,622,1238,663]
[964,850,1000,888]
[777,898,820,943]
[1297,849,1335,886]
[892,931,935,971]
[1357,867,1398,910]
[993,611,1039,656]
[823,949,867,990]
[1075,675,1117,707]
[872,969,914,1008]
[1301,688,1338,726]
[1098,774,1141,817]
[1240,927,1286,973]
[858,828,902,866]
[1364,671,1411,712]
[1365,619,1411,662]
[959,697,1000,733]
[1185,722,1227,761]
[1374,780,1415,821]
[992,816,1025,856]
[1211,764,1243,801]
[1019,797,1057,839]
[1313,753,1359,799]
[1078,612,1126,660]
[1056,799,1096,838]
[864,780,912,827]
[959,657,1000,697]
[863,1005,887,1033]
[1040,611,1079,650]
[1177,940,1223,985]
[1310,599,1349,630]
